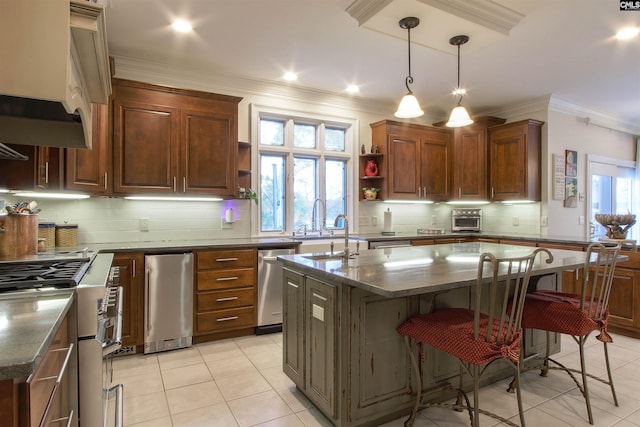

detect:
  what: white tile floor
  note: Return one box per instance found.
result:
[113,332,640,427]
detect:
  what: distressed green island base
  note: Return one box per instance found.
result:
[278,243,589,427]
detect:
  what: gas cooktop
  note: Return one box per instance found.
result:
[0,251,95,292]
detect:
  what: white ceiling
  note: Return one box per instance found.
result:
[103,0,640,128]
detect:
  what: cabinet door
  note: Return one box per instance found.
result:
[66,103,110,194]
[112,98,180,194]
[305,276,337,417]
[0,145,62,191]
[283,268,305,389]
[488,119,542,201]
[111,252,145,347]
[387,133,419,199]
[420,129,450,201]
[602,267,640,331]
[452,126,487,200]
[181,109,237,196]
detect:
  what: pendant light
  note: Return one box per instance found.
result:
[394,17,424,119]
[446,35,473,127]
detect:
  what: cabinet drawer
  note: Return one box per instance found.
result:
[196,307,255,333]
[197,268,255,291]
[197,288,255,311]
[22,318,70,427]
[197,249,255,269]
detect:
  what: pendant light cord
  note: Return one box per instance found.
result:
[405,25,414,92]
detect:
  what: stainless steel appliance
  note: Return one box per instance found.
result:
[144,253,194,353]
[0,250,124,427]
[451,208,482,232]
[257,248,295,334]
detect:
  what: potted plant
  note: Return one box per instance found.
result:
[239,187,259,205]
[362,187,380,201]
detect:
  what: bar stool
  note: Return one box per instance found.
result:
[517,242,621,425]
[397,248,553,427]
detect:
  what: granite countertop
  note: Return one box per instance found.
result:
[0,290,74,380]
[278,242,589,298]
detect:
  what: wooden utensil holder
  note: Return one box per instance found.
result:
[0,214,38,258]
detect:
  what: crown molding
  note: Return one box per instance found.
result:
[345,0,393,26]
[418,0,524,35]
[112,54,394,117]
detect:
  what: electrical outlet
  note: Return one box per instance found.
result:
[359,216,370,226]
[512,216,519,226]
[579,215,585,225]
[372,216,378,226]
[431,215,437,225]
[139,218,149,232]
[221,218,232,229]
[541,216,548,227]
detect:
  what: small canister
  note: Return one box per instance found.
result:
[38,222,56,250]
[55,223,78,247]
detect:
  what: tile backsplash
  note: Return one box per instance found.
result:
[2,196,252,244]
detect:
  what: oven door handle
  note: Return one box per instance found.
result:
[102,286,124,356]
[107,383,124,427]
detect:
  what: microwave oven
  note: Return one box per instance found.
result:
[451,208,482,232]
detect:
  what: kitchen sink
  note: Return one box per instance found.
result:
[302,253,347,261]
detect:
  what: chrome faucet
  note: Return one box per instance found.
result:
[334,214,350,259]
[311,198,326,233]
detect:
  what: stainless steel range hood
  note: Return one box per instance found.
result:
[0,0,111,150]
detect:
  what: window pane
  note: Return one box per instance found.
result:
[260,119,284,146]
[260,155,285,231]
[325,128,345,152]
[293,157,317,229]
[326,159,346,228]
[294,123,316,149]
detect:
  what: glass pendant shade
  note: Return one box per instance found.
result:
[446,104,473,127]
[395,92,424,118]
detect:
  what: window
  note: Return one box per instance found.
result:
[587,155,636,239]
[253,107,354,235]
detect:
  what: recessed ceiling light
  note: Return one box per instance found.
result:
[346,85,359,93]
[616,27,639,40]
[283,72,298,81]
[172,20,193,33]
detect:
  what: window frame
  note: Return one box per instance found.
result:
[250,104,357,237]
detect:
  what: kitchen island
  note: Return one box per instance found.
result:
[277,242,589,427]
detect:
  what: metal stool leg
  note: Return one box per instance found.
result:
[603,342,619,407]
[404,336,421,427]
[578,337,594,425]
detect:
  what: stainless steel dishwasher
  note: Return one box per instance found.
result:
[144,253,194,353]
[257,248,295,334]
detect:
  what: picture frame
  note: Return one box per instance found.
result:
[565,149,577,177]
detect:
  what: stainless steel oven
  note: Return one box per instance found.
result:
[77,253,123,427]
[451,208,482,232]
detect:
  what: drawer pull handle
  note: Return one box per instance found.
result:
[217,316,239,322]
[216,296,239,302]
[216,276,239,281]
[287,281,299,289]
[216,257,239,262]
[49,409,74,426]
[33,344,74,384]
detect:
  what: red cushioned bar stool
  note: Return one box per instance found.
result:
[515,242,621,425]
[397,248,553,427]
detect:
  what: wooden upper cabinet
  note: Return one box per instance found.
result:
[181,108,236,195]
[378,120,451,201]
[111,79,241,196]
[488,119,543,201]
[65,103,110,194]
[420,127,451,201]
[0,145,63,191]
[449,117,505,201]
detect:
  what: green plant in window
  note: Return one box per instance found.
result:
[244,188,259,205]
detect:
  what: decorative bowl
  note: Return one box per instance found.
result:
[595,213,637,239]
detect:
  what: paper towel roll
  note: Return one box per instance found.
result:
[225,208,235,223]
[383,209,393,233]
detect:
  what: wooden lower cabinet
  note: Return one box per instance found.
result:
[0,310,77,427]
[110,252,145,348]
[194,248,257,341]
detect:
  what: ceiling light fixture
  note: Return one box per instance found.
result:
[171,20,193,33]
[346,85,359,93]
[283,72,298,81]
[616,27,639,40]
[394,17,424,119]
[446,35,473,128]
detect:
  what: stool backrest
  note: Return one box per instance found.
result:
[475,248,554,345]
[581,243,621,321]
